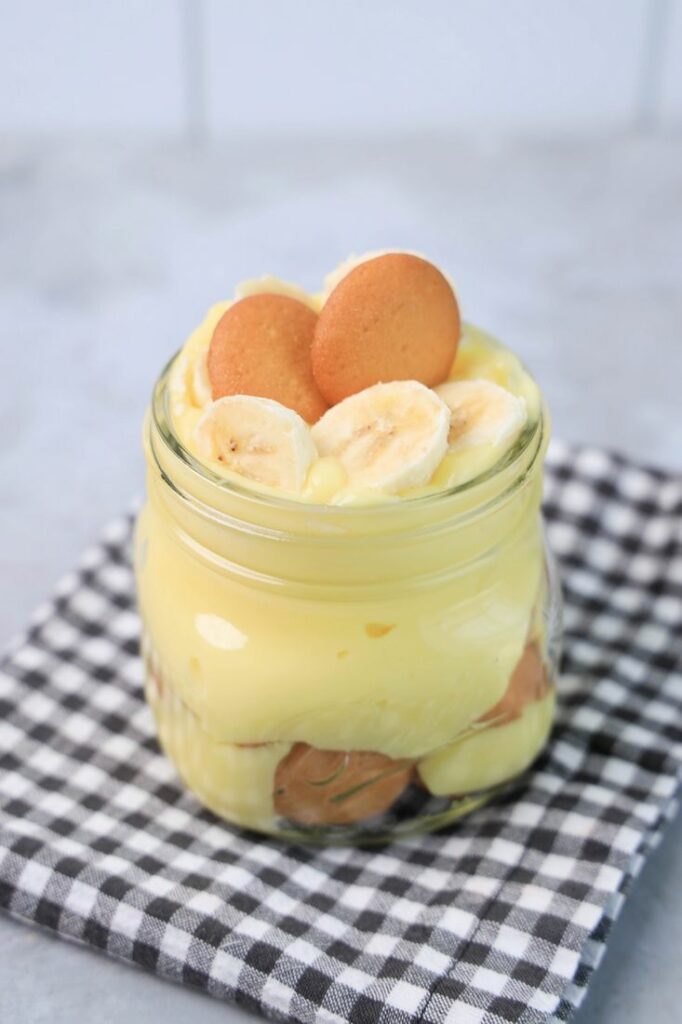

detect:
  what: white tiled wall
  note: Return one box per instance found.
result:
[661,0,682,122]
[1,0,187,133]
[1,0,680,136]
[204,0,648,133]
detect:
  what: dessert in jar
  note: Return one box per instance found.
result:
[135,252,562,842]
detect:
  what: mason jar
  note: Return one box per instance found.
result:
[134,355,562,843]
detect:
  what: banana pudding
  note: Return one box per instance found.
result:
[135,252,561,841]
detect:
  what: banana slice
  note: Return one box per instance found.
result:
[322,250,389,298]
[192,348,213,407]
[195,395,317,492]
[435,379,527,451]
[322,249,437,299]
[235,274,320,312]
[311,381,450,494]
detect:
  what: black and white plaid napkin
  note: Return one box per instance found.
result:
[1,440,681,1024]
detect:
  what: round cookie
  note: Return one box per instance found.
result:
[207,293,328,423]
[274,744,414,826]
[477,643,549,726]
[312,253,460,405]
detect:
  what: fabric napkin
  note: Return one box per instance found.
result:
[1,439,681,1024]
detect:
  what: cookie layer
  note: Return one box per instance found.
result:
[274,744,414,826]
[477,643,549,725]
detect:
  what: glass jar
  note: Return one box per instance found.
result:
[135,356,562,844]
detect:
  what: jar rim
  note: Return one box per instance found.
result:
[150,351,546,524]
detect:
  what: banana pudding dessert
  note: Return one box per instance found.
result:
[136,252,561,841]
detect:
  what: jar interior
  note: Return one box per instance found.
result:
[136,355,560,844]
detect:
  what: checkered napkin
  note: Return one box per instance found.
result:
[1,440,681,1024]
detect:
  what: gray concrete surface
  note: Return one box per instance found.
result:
[0,133,680,1022]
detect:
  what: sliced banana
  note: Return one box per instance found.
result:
[435,379,527,451]
[169,304,231,415]
[192,348,213,407]
[311,381,450,494]
[192,302,233,407]
[234,274,320,312]
[322,250,456,301]
[322,250,390,298]
[195,395,317,492]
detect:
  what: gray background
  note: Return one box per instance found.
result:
[1,2,682,1021]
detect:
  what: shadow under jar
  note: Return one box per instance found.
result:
[135,356,562,844]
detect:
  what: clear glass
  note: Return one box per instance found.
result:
[134,356,562,844]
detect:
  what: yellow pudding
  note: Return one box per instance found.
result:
[135,255,561,840]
